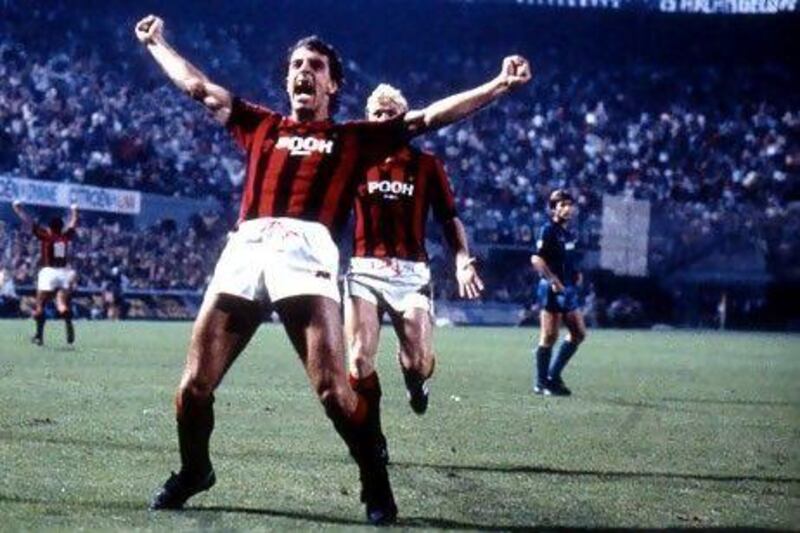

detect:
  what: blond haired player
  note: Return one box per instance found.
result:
[345,85,483,463]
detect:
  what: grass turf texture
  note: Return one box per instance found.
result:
[0,320,798,531]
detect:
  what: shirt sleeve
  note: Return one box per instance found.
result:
[535,224,555,257]
[226,97,282,151]
[429,156,458,223]
[64,227,77,240]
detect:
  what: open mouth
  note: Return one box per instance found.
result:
[293,76,316,97]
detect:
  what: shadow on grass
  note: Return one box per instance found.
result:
[3,432,797,486]
[658,396,797,408]
[0,431,350,465]
[197,506,790,532]
[0,494,787,531]
[586,396,799,411]
[0,493,142,511]
[0,432,174,454]
[392,461,800,485]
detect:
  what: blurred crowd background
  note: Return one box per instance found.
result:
[1,0,798,328]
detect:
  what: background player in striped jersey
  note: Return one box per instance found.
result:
[345,85,483,453]
[531,190,587,396]
[135,14,529,524]
[12,201,78,346]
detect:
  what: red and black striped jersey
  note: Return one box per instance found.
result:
[352,147,457,262]
[33,225,75,268]
[227,98,410,239]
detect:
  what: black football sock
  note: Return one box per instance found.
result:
[34,314,45,341]
[548,341,578,382]
[535,345,553,386]
[176,393,215,476]
[61,310,75,343]
[349,372,383,434]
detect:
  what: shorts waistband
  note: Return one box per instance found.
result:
[349,256,428,274]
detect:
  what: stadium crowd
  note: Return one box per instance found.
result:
[3,214,225,291]
[1,1,798,310]
[1,214,226,318]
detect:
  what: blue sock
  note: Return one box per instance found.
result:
[534,346,552,386]
[548,341,578,381]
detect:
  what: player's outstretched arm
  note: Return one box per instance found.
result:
[135,15,233,124]
[405,55,531,132]
[11,201,34,227]
[531,255,565,293]
[66,204,78,231]
[443,217,484,300]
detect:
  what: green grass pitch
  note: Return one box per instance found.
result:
[0,320,798,530]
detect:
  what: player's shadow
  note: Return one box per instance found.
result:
[0,432,176,454]
[392,461,800,485]
[0,493,785,531]
[657,396,798,408]
[586,396,799,411]
[187,505,365,527]
[191,506,780,531]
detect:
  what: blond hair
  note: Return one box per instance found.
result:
[366,83,409,115]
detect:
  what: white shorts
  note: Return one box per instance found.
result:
[37,267,77,292]
[345,257,432,314]
[206,217,340,304]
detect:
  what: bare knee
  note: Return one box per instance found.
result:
[351,350,376,378]
[399,346,435,378]
[568,329,586,345]
[181,336,212,402]
[540,331,559,347]
[176,371,215,415]
[566,320,587,344]
[316,377,352,417]
[350,333,378,378]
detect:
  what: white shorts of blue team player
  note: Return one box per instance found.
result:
[206,217,341,304]
[37,267,77,292]
[345,257,432,314]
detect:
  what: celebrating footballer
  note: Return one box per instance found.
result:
[135,13,529,524]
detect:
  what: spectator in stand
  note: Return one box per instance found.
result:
[1,0,797,308]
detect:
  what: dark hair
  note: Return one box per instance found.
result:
[48,217,64,233]
[287,35,344,114]
[548,189,575,210]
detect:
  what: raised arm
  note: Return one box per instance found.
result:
[11,201,34,228]
[405,55,531,132]
[135,15,233,124]
[442,217,484,300]
[66,204,79,231]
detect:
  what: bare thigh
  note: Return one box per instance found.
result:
[389,306,434,376]
[55,289,71,314]
[562,310,587,344]
[179,293,262,398]
[345,296,382,378]
[276,295,357,416]
[34,290,54,314]
[539,310,561,347]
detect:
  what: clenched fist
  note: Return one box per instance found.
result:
[135,15,164,45]
[497,55,532,90]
